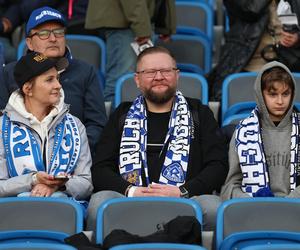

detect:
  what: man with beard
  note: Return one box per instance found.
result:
[86,47,228,232]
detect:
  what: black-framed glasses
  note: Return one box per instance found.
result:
[28,28,66,40]
[136,68,178,78]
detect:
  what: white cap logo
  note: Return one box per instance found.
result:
[35,10,61,21]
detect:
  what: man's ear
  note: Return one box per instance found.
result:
[22,82,33,96]
[134,73,140,89]
[26,37,33,51]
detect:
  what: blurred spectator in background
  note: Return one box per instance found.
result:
[50,0,98,36]
[0,0,95,64]
[0,6,107,156]
[0,0,41,63]
[207,0,300,101]
[85,0,176,104]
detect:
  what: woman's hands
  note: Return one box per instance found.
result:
[30,172,68,197]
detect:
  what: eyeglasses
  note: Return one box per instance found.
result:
[28,28,66,40]
[136,68,178,78]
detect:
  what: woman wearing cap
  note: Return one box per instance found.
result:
[0,52,93,200]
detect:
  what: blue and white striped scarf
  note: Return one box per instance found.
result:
[119,91,192,186]
[235,107,299,196]
[2,113,81,177]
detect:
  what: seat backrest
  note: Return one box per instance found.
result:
[114,72,208,108]
[219,231,300,250]
[65,35,106,77]
[216,198,300,250]
[221,72,258,123]
[0,197,83,235]
[155,34,211,75]
[177,72,209,104]
[96,197,202,244]
[293,73,300,104]
[109,243,207,250]
[0,242,77,250]
[222,113,250,127]
[175,0,215,7]
[17,34,106,76]
[114,73,138,107]
[175,1,214,41]
[241,243,300,250]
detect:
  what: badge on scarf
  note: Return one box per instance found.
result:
[162,162,185,183]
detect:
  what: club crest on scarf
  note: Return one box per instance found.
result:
[2,113,81,177]
[119,91,192,186]
[162,162,185,183]
[235,107,299,196]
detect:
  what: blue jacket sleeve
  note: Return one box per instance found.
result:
[82,65,107,155]
[0,62,18,109]
[0,66,8,109]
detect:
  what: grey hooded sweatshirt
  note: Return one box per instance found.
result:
[221,61,300,200]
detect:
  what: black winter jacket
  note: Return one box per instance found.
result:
[92,98,228,197]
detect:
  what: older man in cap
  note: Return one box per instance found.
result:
[0,6,107,155]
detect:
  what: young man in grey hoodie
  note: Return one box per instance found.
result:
[221,61,300,200]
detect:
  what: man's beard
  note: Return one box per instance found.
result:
[144,85,176,104]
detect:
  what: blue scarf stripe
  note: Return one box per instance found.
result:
[49,121,65,173]
[28,130,44,172]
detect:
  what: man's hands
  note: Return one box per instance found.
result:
[132,183,181,197]
[135,34,171,46]
[135,36,151,45]
[30,172,68,197]
[280,30,300,47]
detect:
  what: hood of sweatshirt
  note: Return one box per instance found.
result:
[254,61,296,129]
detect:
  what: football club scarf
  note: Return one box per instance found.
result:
[2,113,81,177]
[235,107,299,196]
[119,91,192,186]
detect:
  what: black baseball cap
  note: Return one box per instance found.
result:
[14,52,68,89]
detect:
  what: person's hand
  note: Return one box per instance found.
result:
[141,183,181,197]
[0,18,12,34]
[135,36,151,45]
[159,34,171,42]
[131,186,149,197]
[280,30,299,47]
[31,183,58,197]
[35,171,68,188]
